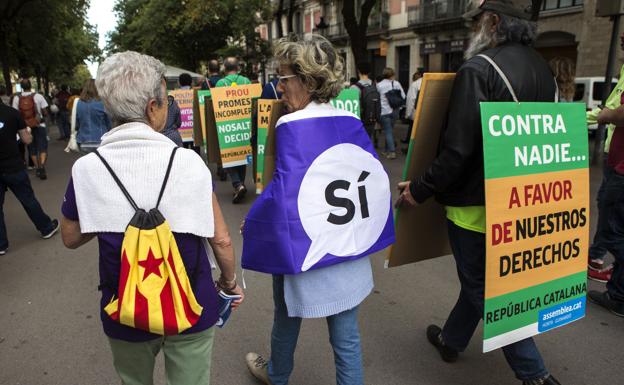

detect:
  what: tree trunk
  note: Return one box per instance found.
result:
[286,0,296,34]
[44,76,50,97]
[2,61,11,93]
[275,0,284,38]
[0,30,12,91]
[342,0,377,73]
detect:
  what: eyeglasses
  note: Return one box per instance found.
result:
[278,75,297,84]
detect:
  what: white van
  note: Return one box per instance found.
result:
[574,77,618,131]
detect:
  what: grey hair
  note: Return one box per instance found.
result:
[465,12,537,59]
[274,34,344,103]
[95,51,166,125]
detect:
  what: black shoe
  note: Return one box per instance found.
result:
[426,325,458,363]
[217,167,227,181]
[232,185,247,204]
[38,167,47,180]
[588,290,624,317]
[42,219,60,239]
[523,374,562,385]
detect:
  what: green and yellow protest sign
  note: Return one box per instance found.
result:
[330,88,360,117]
[168,89,194,143]
[210,84,262,168]
[256,100,272,193]
[195,90,211,146]
[481,102,589,352]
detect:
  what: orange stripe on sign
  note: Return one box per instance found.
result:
[160,278,179,335]
[167,250,201,325]
[134,288,149,332]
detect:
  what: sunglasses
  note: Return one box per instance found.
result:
[278,75,297,84]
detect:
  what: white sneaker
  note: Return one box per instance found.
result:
[386,151,396,160]
[245,352,271,384]
[42,219,60,239]
[0,248,6,255]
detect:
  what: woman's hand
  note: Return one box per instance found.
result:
[216,276,244,309]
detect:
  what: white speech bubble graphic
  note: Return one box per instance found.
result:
[297,143,390,272]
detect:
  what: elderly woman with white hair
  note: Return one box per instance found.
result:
[60,51,243,385]
[243,35,393,385]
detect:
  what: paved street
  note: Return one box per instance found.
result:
[0,126,622,385]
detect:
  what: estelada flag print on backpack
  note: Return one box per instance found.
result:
[95,147,203,335]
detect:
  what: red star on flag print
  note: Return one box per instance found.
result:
[138,248,163,281]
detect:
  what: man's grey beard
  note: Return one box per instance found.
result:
[464,21,496,60]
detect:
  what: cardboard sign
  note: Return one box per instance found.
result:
[386,73,455,268]
[194,90,211,147]
[481,102,589,352]
[330,88,360,117]
[203,97,221,164]
[255,100,283,193]
[210,84,262,168]
[168,89,194,142]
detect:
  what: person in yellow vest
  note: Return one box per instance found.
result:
[585,33,624,283]
[396,2,561,384]
[216,57,252,203]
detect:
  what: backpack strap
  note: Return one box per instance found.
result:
[94,150,140,211]
[270,81,278,99]
[477,54,519,103]
[156,147,179,209]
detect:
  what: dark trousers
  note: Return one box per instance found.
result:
[599,173,624,303]
[227,165,247,189]
[58,110,70,139]
[589,157,615,260]
[0,170,54,249]
[441,220,548,381]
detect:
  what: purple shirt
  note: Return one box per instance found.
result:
[62,178,219,342]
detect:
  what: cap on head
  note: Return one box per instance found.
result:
[464,0,538,21]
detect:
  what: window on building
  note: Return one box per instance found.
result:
[542,0,583,10]
[573,83,585,102]
[593,82,618,102]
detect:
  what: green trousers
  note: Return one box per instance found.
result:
[108,327,215,385]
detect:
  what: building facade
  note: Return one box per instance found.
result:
[259,0,622,90]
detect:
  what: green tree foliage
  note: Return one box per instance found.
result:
[0,0,100,93]
[109,0,272,73]
[55,64,93,91]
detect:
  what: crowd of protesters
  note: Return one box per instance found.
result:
[2,1,623,385]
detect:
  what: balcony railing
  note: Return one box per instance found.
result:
[320,22,347,39]
[368,11,390,33]
[408,0,468,29]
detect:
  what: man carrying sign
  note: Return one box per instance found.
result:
[396,1,561,384]
[216,57,252,203]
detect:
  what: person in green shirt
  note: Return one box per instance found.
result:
[215,57,251,88]
[216,57,252,203]
[585,41,624,282]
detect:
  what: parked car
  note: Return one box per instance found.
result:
[574,77,618,131]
